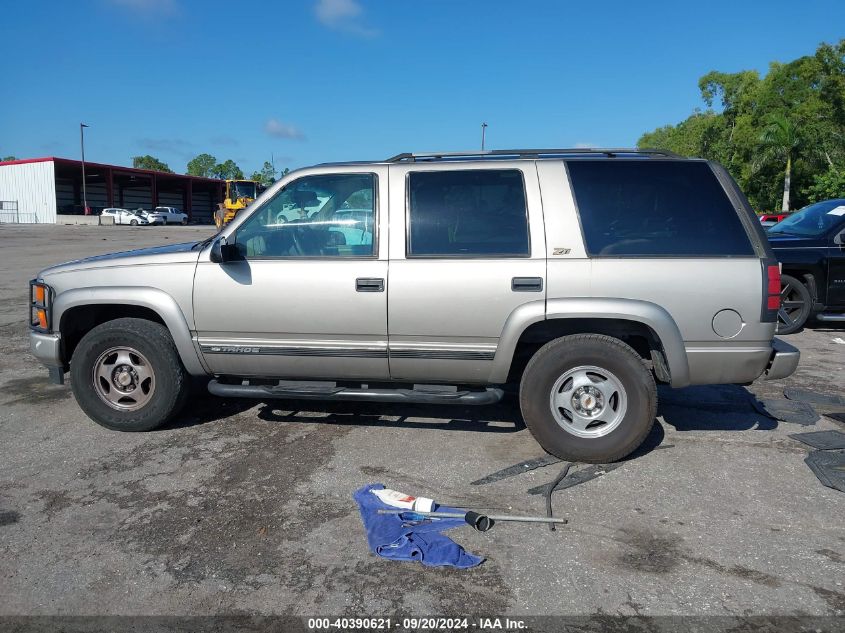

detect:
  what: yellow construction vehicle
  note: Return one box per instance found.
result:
[215,180,264,228]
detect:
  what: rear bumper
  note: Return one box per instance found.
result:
[684,336,798,385]
[763,337,800,381]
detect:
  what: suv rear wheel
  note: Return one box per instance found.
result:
[70,318,189,431]
[519,334,657,463]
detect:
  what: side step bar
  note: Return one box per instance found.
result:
[815,313,845,322]
[207,380,504,406]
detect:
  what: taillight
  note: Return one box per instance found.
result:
[767,266,781,295]
[762,261,781,322]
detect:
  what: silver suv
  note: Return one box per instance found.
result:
[29,149,799,462]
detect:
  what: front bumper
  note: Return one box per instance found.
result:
[29,330,65,384]
[763,337,800,381]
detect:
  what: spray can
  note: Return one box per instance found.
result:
[371,488,435,513]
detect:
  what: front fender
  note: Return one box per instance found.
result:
[491,297,690,387]
[53,286,205,375]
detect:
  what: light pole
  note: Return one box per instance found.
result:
[80,123,89,215]
[481,122,488,151]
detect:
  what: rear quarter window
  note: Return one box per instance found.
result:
[567,160,755,257]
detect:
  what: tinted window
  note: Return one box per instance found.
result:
[567,161,754,257]
[768,199,845,237]
[235,173,376,258]
[407,170,529,257]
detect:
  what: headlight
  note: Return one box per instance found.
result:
[30,280,52,332]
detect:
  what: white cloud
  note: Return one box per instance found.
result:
[264,118,305,140]
[314,0,378,37]
[210,135,239,147]
[106,0,178,16]
[138,137,193,157]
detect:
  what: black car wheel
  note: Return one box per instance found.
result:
[519,334,657,463]
[777,274,812,335]
[70,318,190,431]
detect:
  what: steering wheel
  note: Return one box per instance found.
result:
[283,219,308,256]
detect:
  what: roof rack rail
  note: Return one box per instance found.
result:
[385,148,682,162]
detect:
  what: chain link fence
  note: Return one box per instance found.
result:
[0,201,38,223]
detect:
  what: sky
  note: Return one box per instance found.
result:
[1,0,844,176]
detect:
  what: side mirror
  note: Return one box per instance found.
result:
[209,237,239,263]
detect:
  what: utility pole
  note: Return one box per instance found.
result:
[80,123,89,215]
[481,122,488,151]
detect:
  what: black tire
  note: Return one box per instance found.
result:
[519,334,657,463]
[130,219,138,226]
[776,274,812,335]
[181,217,188,226]
[70,318,190,431]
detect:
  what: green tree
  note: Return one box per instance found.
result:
[211,159,243,180]
[260,161,277,185]
[803,168,845,203]
[186,153,217,178]
[2,155,17,161]
[131,155,172,173]
[249,161,280,186]
[638,39,845,211]
[754,114,814,211]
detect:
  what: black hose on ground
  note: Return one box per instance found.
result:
[545,462,572,532]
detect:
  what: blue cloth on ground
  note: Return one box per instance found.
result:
[353,483,484,568]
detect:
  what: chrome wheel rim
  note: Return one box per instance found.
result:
[549,365,627,438]
[92,346,156,411]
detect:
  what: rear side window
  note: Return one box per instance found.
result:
[567,161,755,257]
[407,169,529,257]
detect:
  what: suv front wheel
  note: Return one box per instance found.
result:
[520,334,657,463]
[70,318,189,431]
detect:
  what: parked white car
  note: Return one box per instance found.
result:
[101,208,149,226]
[149,207,189,225]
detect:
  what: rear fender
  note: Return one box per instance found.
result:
[491,297,690,387]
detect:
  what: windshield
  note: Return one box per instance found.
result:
[231,181,257,200]
[768,199,845,237]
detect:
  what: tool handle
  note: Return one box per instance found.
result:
[464,511,494,532]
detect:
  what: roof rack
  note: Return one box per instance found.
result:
[385,148,682,162]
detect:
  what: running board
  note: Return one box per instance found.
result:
[816,313,845,322]
[207,380,504,405]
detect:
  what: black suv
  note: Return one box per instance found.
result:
[768,198,845,334]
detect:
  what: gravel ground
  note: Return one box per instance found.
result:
[0,224,843,627]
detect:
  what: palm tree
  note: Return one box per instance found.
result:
[754,114,804,212]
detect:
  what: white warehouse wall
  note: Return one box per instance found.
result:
[0,161,57,223]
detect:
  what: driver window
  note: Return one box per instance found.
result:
[234,173,376,258]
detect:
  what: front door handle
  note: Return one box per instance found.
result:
[512,277,543,292]
[356,277,385,292]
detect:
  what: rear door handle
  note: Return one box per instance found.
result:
[512,277,543,292]
[356,277,385,292]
